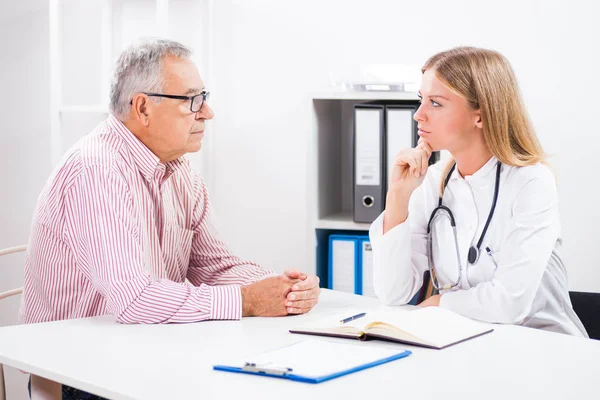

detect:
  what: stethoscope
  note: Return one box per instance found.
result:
[426,161,501,291]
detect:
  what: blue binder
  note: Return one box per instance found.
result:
[327,234,360,294]
[327,234,377,297]
[357,235,373,296]
[213,340,411,384]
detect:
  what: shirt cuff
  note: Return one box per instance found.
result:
[369,211,411,249]
[259,271,279,280]
[208,284,242,320]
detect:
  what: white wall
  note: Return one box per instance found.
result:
[0,0,598,398]
[208,0,600,291]
[0,4,50,399]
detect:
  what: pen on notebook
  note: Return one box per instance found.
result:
[340,312,366,324]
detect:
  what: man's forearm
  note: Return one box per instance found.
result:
[113,278,243,323]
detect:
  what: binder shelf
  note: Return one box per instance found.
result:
[310,93,420,290]
[311,95,420,231]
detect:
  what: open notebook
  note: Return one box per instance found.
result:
[290,307,493,349]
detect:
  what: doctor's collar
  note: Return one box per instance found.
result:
[450,156,499,183]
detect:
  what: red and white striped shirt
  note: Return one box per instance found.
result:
[19,116,272,324]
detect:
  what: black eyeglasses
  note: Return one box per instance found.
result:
[130,91,210,113]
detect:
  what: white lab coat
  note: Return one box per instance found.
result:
[369,156,588,338]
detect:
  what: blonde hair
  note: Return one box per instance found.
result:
[421,47,546,194]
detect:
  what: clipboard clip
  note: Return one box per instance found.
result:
[242,362,294,376]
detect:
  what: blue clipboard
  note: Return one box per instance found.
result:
[213,340,412,384]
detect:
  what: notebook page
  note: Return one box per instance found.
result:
[294,311,386,333]
[390,307,491,347]
[236,340,406,378]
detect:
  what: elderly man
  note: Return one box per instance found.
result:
[20,39,320,330]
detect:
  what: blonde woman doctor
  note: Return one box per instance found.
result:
[369,47,587,338]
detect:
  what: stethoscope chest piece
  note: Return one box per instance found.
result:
[467,246,480,265]
[427,161,502,290]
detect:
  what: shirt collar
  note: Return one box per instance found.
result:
[448,155,499,183]
[107,115,187,182]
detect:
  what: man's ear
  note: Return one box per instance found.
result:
[131,94,150,126]
[474,110,483,129]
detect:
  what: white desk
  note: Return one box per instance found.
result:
[0,289,598,400]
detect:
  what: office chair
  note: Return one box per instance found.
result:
[0,245,26,400]
[569,291,600,340]
[0,245,62,400]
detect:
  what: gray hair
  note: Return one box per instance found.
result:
[109,38,192,120]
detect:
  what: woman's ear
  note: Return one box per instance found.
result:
[474,110,483,129]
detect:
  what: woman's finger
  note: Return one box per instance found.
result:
[420,149,430,175]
